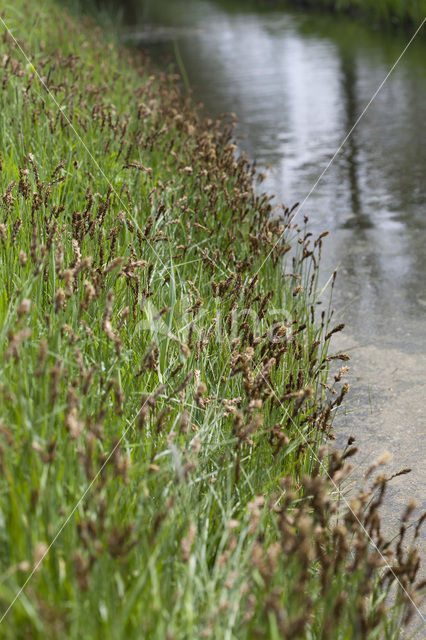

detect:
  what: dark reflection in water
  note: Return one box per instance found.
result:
[339,49,364,228]
[125,0,426,557]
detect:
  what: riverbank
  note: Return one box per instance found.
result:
[288,0,426,28]
[0,1,423,637]
[215,0,426,29]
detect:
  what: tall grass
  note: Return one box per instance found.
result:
[0,1,423,638]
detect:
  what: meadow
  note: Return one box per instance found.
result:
[0,1,424,637]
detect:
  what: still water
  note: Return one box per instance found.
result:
[126,0,426,559]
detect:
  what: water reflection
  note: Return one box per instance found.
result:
[133,3,426,339]
[339,48,366,228]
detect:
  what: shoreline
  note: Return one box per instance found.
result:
[212,0,426,31]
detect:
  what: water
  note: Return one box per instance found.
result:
[126,0,426,575]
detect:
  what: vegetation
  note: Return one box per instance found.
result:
[287,0,426,28]
[215,0,426,29]
[0,1,423,638]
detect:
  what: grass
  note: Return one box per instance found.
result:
[0,1,424,638]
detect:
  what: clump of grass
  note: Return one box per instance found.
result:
[0,2,423,638]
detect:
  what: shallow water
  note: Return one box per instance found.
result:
[126,0,426,589]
